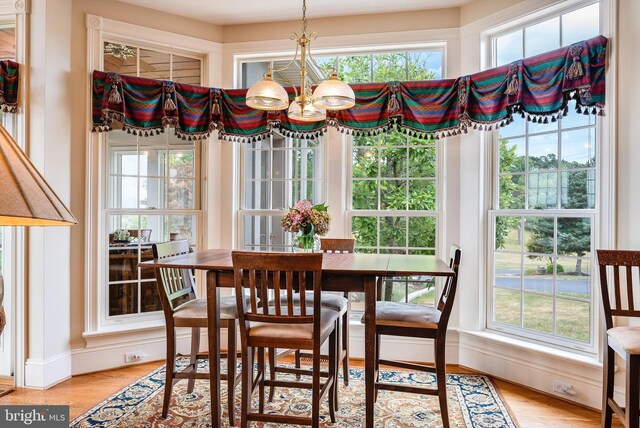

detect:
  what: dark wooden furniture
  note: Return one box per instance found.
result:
[597,250,640,428]
[363,245,461,428]
[233,251,339,427]
[152,241,240,425]
[319,238,354,384]
[141,249,453,428]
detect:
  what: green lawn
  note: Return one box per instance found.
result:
[495,288,590,342]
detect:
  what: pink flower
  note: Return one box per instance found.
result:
[281,199,331,236]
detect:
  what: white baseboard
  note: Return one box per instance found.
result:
[25,351,72,389]
[347,322,460,364]
[72,328,222,376]
[458,330,604,409]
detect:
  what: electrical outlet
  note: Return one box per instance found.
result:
[125,352,144,363]
[553,380,576,396]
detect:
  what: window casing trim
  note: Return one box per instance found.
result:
[482,0,606,355]
[85,15,220,336]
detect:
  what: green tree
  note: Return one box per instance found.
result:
[495,139,525,249]
[524,156,594,274]
[338,52,438,301]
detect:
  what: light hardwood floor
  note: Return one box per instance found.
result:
[0,358,621,427]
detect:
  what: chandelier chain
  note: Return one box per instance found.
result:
[302,0,307,35]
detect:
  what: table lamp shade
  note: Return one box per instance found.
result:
[0,125,76,226]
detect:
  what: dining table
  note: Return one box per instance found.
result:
[141,249,454,427]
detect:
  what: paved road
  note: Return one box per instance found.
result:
[495,270,590,295]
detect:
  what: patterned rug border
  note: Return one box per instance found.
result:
[71,361,519,427]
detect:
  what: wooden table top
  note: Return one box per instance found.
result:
[139,249,453,277]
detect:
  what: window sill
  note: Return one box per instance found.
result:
[457,329,602,368]
[82,320,169,348]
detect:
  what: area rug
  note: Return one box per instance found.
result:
[71,359,518,427]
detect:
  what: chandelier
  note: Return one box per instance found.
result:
[245,0,355,122]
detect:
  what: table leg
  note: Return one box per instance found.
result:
[206,271,221,427]
[364,275,377,428]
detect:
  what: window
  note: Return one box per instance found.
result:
[336,50,443,310]
[239,60,324,252]
[102,42,202,322]
[240,134,323,251]
[238,48,444,310]
[488,2,600,351]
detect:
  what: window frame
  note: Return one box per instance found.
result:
[237,133,325,252]
[103,133,202,324]
[485,0,602,355]
[235,43,448,314]
[85,15,220,334]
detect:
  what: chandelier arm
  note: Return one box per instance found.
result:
[306,39,333,84]
[268,36,301,74]
[273,71,299,98]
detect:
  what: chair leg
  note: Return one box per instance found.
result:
[312,341,321,428]
[258,347,266,413]
[187,327,200,394]
[435,340,449,428]
[602,345,614,428]
[240,346,254,428]
[328,322,338,423]
[295,348,302,379]
[268,348,276,402]
[342,303,350,386]
[374,333,381,403]
[227,320,237,427]
[162,326,177,419]
[626,355,640,428]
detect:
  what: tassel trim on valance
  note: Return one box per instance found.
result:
[91,35,608,143]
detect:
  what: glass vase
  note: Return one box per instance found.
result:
[293,230,321,253]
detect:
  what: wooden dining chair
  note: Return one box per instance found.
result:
[268,238,352,399]
[153,240,240,425]
[233,251,339,428]
[318,238,354,384]
[362,245,461,428]
[597,249,640,428]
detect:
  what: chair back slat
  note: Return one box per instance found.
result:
[249,270,258,314]
[232,251,323,328]
[274,271,282,316]
[299,271,307,315]
[597,250,640,329]
[613,267,622,311]
[152,240,196,311]
[260,270,269,315]
[320,238,355,253]
[627,266,634,311]
[286,270,294,315]
[437,245,461,318]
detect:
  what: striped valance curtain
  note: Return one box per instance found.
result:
[91,35,607,142]
[0,60,19,113]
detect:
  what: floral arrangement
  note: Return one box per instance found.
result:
[282,200,331,236]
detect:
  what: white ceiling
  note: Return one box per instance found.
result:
[117,0,473,26]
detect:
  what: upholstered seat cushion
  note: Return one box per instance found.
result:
[249,307,340,342]
[360,301,441,329]
[608,326,640,355]
[173,296,238,324]
[268,293,348,312]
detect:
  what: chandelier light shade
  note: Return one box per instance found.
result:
[245,72,289,111]
[245,0,355,122]
[0,125,76,226]
[312,71,356,110]
[288,98,326,122]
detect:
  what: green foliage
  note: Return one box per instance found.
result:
[343,51,438,254]
[547,263,564,274]
[495,139,524,249]
[496,134,594,274]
